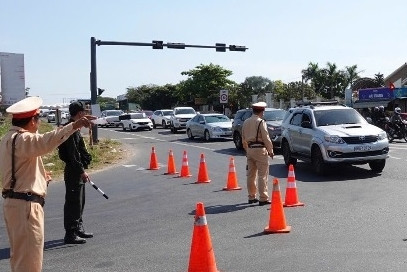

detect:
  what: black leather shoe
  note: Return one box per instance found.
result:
[77,231,94,238]
[64,234,86,244]
[248,198,259,204]
[258,200,271,206]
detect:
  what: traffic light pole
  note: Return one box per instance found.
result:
[90,37,248,143]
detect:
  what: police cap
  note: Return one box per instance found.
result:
[6,96,43,119]
[252,101,267,110]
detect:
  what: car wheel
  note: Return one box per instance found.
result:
[311,146,326,175]
[162,120,167,129]
[204,130,211,141]
[152,120,156,129]
[282,141,297,166]
[233,132,243,150]
[187,129,194,139]
[369,159,386,173]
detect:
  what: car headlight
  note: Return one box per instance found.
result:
[267,125,275,131]
[378,132,387,140]
[210,126,222,132]
[324,135,345,144]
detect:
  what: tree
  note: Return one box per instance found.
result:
[240,76,273,105]
[126,84,178,110]
[374,73,385,87]
[96,96,117,111]
[179,63,237,107]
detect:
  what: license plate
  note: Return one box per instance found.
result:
[354,145,372,152]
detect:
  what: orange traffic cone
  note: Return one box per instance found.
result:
[164,149,179,175]
[264,178,291,234]
[196,153,211,183]
[178,151,192,178]
[188,202,219,272]
[223,156,242,191]
[148,146,159,170]
[283,164,304,207]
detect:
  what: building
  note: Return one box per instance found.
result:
[0,52,25,106]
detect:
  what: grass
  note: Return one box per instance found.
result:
[0,117,125,189]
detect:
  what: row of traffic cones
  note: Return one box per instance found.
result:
[149,146,304,271]
[148,147,242,189]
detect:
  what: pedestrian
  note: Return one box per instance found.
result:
[241,102,274,206]
[58,101,94,244]
[0,96,95,272]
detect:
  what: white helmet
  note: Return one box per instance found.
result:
[395,107,401,114]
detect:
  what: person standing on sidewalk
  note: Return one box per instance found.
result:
[1,96,95,272]
[241,102,274,206]
[58,101,94,244]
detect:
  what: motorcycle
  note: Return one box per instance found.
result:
[385,119,407,142]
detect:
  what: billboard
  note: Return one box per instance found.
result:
[358,87,394,101]
[0,52,25,106]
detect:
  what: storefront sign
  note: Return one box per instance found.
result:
[358,87,394,101]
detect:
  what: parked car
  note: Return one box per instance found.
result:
[47,110,56,123]
[141,110,154,119]
[98,110,124,127]
[119,112,153,131]
[169,107,197,133]
[151,109,173,129]
[231,107,287,150]
[280,101,389,175]
[186,113,232,141]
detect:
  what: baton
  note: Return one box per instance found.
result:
[87,179,109,199]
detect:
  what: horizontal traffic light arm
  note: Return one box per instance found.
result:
[95,40,248,51]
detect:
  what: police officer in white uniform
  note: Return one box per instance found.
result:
[241,102,274,206]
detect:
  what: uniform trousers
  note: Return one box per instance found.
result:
[3,198,44,272]
[64,173,86,234]
[246,147,270,202]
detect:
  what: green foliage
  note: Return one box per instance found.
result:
[126,84,178,110]
[96,97,117,111]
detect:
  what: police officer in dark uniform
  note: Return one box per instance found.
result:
[242,102,274,206]
[59,101,94,244]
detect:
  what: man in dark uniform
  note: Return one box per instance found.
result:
[242,102,274,206]
[59,101,94,244]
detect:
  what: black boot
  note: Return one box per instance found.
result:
[64,232,86,244]
[77,230,94,238]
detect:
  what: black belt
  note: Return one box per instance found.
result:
[2,190,45,207]
[248,142,265,148]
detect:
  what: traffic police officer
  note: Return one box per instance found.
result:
[0,96,95,272]
[242,102,274,206]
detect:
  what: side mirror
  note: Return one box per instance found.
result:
[301,121,312,129]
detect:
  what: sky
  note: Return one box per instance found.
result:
[1,0,407,105]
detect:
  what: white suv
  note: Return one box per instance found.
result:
[281,102,389,175]
[170,107,196,133]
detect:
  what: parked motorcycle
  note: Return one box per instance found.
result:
[385,119,407,142]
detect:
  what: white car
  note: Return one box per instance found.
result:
[151,109,173,129]
[170,107,197,133]
[99,110,124,127]
[119,112,153,131]
[186,113,232,141]
[47,110,56,123]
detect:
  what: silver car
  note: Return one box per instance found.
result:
[186,113,232,141]
[281,103,389,175]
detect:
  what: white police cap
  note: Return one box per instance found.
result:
[6,96,43,119]
[252,102,267,109]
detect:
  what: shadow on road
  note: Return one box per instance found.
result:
[189,203,253,215]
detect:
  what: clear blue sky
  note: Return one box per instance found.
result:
[1,0,406,105]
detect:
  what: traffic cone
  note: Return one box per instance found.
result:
[164,149,178,175]
[223,156,242,191]
[283,164,304,207]
[188,202,219,272]
[148,146,159,170]
[178,151,192,178]
[264,178,291,234]
[196,153,211,183]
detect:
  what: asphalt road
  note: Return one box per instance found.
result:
[1,127,407,272]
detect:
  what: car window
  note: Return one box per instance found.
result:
[314,109,366,126]
[206,115,230,123]
[290,113,303,126]
[302,113,311,123]
[198,116,204,123]
[234,111,246,120]
[162,110,173,116]
[106,110,124,116]
[263,109,286,121]
[191,115,199,122]
[130,113,144,119]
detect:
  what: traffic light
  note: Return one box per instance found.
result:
[97,88,105,96]
[167,43,185,49]
[229,45,247,52]
[216,43,226,52]
[152,40,163,49]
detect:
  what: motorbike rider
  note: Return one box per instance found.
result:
[375,105,387,130]
[371,107,379,125]
[390,107,405,134]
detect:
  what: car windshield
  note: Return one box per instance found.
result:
[263,109,286,121]
[175,109,195,114]
[130,113,145,119]
[107,110,123,116]
[162,110,173,116]
[205,115,230,123]
[314,108,366,126]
